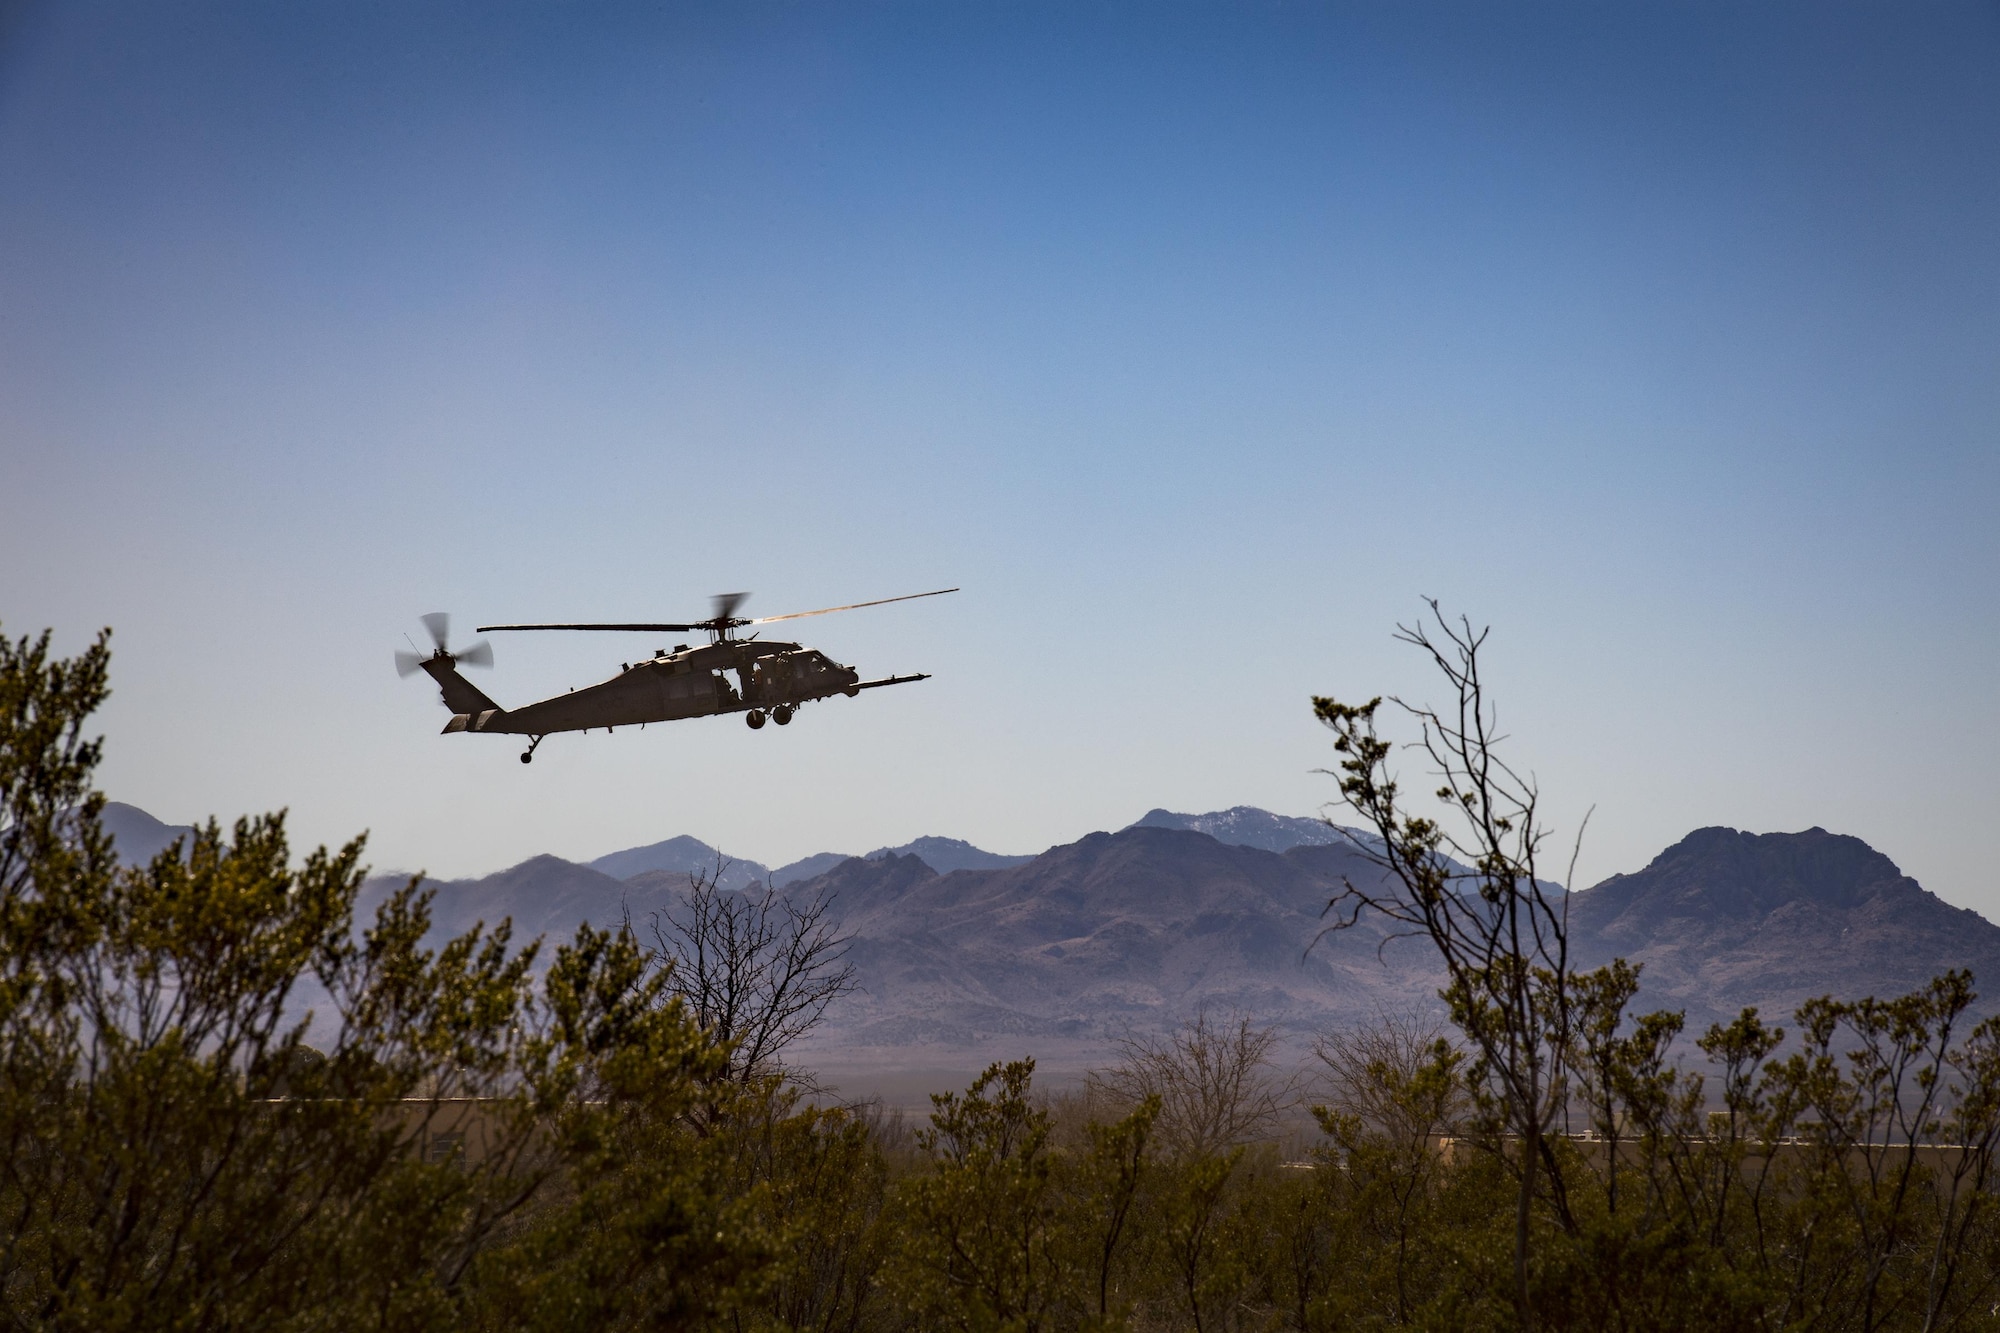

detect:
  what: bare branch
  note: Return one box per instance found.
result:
[642,856,857,1084]
[1089,1010,1291,1158]
[1309,601,1590,1326]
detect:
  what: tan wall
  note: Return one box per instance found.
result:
[379,1098,518,1169]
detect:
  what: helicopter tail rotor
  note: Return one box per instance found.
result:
[394,613,494,677]
[419,611,451,652]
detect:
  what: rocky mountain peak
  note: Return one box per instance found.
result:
[864,837,1033,874]
[1586,825,1925,924]
[808,850,942,901]
[100,801,195,866]
[588,836,769,890]
[1568,825,1989,1023]
[1125,805,1356,853]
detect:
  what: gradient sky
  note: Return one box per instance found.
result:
[3,2,1996,907]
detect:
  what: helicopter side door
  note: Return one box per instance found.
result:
[645,660,726,719]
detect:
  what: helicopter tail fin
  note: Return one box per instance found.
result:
[419,657,503,717]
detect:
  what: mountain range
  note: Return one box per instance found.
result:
[101,801,2000,1078]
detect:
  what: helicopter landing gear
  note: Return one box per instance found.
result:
[772,704,794,726]
[521,735,546,764]
[745,710,766,730]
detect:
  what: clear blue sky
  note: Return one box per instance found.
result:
[3,2,1995,906]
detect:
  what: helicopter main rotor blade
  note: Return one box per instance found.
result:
[419,611,450,650]
[476,622,707,633]
[455,639,494,668]
[477,588,956,634]
[711,591,748,623]
[748,587,959,625]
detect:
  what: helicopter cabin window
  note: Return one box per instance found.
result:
[424,1131,466,1168]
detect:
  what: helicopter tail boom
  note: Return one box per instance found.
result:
[420,656,503,716]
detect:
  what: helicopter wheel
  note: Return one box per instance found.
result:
[520,751,533,764]
[746,710,766,730]
[843,686,860,698]
[773,705,794,726]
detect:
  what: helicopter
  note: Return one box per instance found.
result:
[395,588,956,763]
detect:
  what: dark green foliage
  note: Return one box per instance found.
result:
[887,1059,1069,1329]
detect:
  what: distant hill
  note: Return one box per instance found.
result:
[361,854,637,949]
[1567,826,2000,1027]
[865,837,1034,874]
[100,801,195,866]
[1125,807,1502,884]
[588,835,769,891]
[772,852,856,886]
[773,838,1031,886]
[791,828,1441,1068]
[1125,806,1357,853]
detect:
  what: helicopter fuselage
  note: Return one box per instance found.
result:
[423,638,914,741]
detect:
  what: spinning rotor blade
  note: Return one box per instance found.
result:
[455,639,494,669]
[477,587,957,634]
[395,650,425,677]
[419,612,450,650]
[749,587,959,625]
[478,621,706,633]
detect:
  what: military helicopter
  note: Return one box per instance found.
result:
[395,588,956,763]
